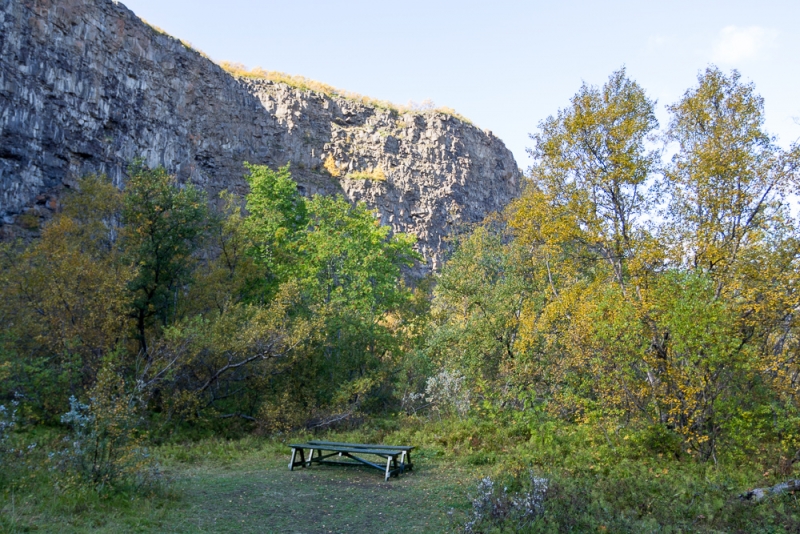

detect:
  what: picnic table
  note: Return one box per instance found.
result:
[289,440,414,481]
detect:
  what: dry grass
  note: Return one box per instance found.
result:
[218,62,473,124]
[348,168,387,182]
[323,155,387,182]
[136,16,472,124]
[140,19,211,59]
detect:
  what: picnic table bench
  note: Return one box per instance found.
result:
[289,440,414,481]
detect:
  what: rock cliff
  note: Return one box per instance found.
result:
[0,0,521,272]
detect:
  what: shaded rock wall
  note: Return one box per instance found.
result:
[0,0,521,271]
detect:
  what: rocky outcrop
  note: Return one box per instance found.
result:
[0,0,520,272]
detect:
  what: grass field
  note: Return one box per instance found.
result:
[1,438,476,533]
[2,419,800,533]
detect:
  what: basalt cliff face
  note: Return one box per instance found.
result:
[0,0,521,272]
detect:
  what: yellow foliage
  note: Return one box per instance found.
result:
[323,154,341,177]
[430,68,800,461]
[58,363,157,491]
[13,204,133,379]
[347,167,387,181]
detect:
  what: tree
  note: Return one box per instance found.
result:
[121,165,209,354]
[0,175,133,418]
[501,69,661,421]
[527,67,659,290]
[427,219,531,390]
[294,194,419,410]
[493,67,800,459]
[663,67,798,294]
[183,191,267,315]
[243,162,307,292]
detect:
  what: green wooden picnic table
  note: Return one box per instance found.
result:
[289,440,414,481]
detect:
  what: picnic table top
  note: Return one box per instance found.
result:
[289,441,413,455]
[308,441,414,451]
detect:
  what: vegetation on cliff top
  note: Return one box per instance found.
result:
[139,13,474,124]
[218,61,473,124]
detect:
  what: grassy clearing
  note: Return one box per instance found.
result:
[2,418,799,532]
[0,434,475,533]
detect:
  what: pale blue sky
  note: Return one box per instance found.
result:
[120,0,800,168]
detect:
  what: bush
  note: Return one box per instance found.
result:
[426,369,471,419]
[56,366,161,494]
[454,470,548,534]
[0,399,17,463]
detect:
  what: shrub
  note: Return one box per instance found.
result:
[456,471,548,534]
[323,154,341,177]
[56,366,160,493]
[0,399,17,462]
[426,369,471,419]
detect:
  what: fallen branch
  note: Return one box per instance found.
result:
[306,411,353,430]
[218,413,256,421]
[739,479,800,501]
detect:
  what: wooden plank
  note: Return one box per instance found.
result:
[342,451,392,472]
[308,440,414,451]
[385,455,393,481]
[289,444,404,456]
[315,451,342,462]
[315,460,374,467]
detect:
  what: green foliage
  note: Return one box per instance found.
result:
[122,164,209,351]
[1,159,422,444]
[456,471,547,533]
[267,192,419,418]
[183,190,266,313]
[428,221,531,386]
[299,194,417,314]
[243,162,307,281]
[0,400,16,464]
[6,64,800,532]
[3,415,799,532]
[237,162,421,424]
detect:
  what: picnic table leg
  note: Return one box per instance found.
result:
[306,448,315,467]
[384,455,393,481]
[399,451,406,474]
[289,448,297,471]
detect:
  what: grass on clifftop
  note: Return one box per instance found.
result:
[218,62,473,124]
[138,14,474,124]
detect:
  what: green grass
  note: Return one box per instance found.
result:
[1,435,476,533]
[2,418,799,532]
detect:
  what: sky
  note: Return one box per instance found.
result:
[119,0,800,169]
